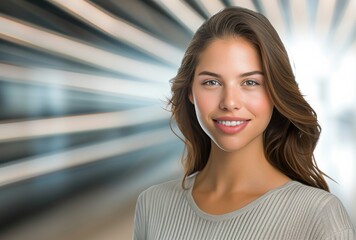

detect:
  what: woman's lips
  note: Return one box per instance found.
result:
[213,118,250,134]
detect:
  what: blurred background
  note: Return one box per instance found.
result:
[0,0,355,239]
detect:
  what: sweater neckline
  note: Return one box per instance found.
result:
[185,173,298,221]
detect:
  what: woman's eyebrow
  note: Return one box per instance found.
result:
[239,71,264,77]
[197,70,264,78]
[197,71,221,78]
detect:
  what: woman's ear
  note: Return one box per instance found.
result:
[189,92,194,104]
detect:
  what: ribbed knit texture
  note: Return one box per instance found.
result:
[134,174,355,240]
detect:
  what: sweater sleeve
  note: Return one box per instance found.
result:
[321,196,355,240]
[133,192,146,240]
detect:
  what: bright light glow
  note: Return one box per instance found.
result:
[328,45,356,112]
[154,0,205,32]
[287,39,332,115]
[288,39,331,81]
[331,146,355,206]
[0,63,169,100]
[0,15,176,82]
[0,106,170,142]
[0,128,175,186]
[51,0,183,66]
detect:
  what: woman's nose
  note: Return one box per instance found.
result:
[219,86,242,111]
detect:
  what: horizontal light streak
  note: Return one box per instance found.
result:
[50,0,183,66]
[0,15,175,83]
[0,106,170,142]
[0,154,182,239]
[197,0,225,16]
[315,0,337,40]
[333,0,356,48]
[289,0,309,36]
[0,63,169,100]
[231,0,257,12]
[0,128,176,186]
[153,0,204,32]
[260,0,286,37]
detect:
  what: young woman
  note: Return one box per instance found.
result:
[134,7,355,239]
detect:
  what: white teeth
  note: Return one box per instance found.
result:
[218,120,245,126]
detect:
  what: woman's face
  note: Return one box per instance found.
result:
[190,37,273,153]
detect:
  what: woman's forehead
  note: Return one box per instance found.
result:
[194,37,263,75]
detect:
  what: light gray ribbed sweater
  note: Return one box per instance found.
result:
[134,174,355,239]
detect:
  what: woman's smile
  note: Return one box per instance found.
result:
[214,119,250,134]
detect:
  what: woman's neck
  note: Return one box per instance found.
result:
[195,141,290,195]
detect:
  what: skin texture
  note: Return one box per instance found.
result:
[189,37,290,215]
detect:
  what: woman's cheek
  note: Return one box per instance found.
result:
[246,91,273,111]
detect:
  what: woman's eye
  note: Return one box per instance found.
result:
[203,80,220,86]
[243,80,259,86]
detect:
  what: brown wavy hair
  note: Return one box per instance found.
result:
[168,7,329,191]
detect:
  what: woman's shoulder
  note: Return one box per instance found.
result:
[141,178,182,196]
[282,181,343,209]
[281,181,355,235]
[137,176,190,205]
[270,180,353,221]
